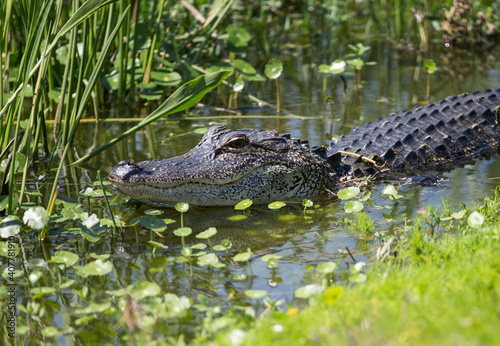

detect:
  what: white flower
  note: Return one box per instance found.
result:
[23,207,50,231]
[228,329,246,346]
[0,216,21,238]
[272,324,284,332]
[81,213,100,229]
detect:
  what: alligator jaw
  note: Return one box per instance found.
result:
[109,160,318,207]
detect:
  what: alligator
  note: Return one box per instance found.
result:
[109,89,500,207]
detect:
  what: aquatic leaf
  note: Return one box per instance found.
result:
[76,301,112,315]
[318,60,346,75]
[235,199,253,210]
[233,251,252,262]
[0,241,19,257]
[196,227,217,239]
[451,209,466,219]
[89,253,110,260]
[337,187,360,200]
[148,241,168,249]
[265,60,283,79]
[468,211,484,228]
[32,286,57,299]
[191,243,207,250]
[79,226,101,242]
[197,253,219,266]
[231,77,245,92]
[382,184,403,200]
[175,203,190,213]
[174,227,192,237]
[294,284,325,299]
[207,61,234,73]
[245,290,268,299]
[346,58,364,70]
[0,196,19,212]
[262,254,283,262]
[23,207,50,231]
[51,251,79,267]
[317,262,337,274]
[233,59,265,81]
[302,199,314,208]
[268,201,286,210]
[144,209,162,215]
[28,270,43,285]
[0,216,21,238]
[194,128,208,135]
[151,69,181,86]
[227,25,251,54]
[423,59,436,74]
[345,200,364,213]
[128,281,161,300]
[138,82,163,100]
[139,216,167,232]
[81,259,112,276]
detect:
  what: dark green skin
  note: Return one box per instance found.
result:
[109,89,500,207]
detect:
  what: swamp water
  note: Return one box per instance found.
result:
[7,42,500,342]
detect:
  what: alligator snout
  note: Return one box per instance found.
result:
[108,160,143,182]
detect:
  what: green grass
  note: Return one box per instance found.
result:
[217,191,500,345]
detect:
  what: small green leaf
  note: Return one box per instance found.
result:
[197,253,219,266]
[337,187,360,200]
[173,227,192,237]
[268,201,286,210]
[233,251,251,262]
[382,184,403,200]
[345,200,364,213]
[423,59,436,74]
[51,251,79,267]
[245,290,268,299]
[264,60,283,79]
[81,259,112,276]
[128,281,161,300]
[294,284,324,299]
[175,203,189,213]
[139,216,167,232]
[317,262,337,274]
[196,227,217,239]
[235,199,253,210]
[302,199,314,207]
[451,209,466,219]
[318,60,346,75]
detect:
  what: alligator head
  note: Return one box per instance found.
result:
[109,125,338,207]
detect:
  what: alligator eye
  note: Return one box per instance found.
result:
[224,136,249,150]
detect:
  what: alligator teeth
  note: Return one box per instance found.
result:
[159,188,163,193]
[168,188,173,194]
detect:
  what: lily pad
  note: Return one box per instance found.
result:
[235,199,253,210]
[268,201,286,210]
[294,284,324,299]
[245,289,267,299]
[337,187,360,200]
[345,200,364,213]
[173,227,192,237]
[196,227,217,239]
[128,281,161,300]
[175,203,189,213]
[139,216,167,232]
[264,60,283,79]
[51,251,79,267]
[81,259,112,276]
[317,262,337,274]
